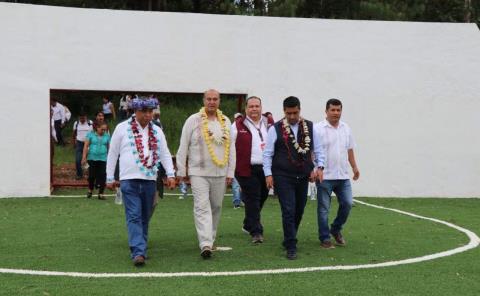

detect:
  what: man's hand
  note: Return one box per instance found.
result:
[177,176,189,183]
[226,177,233,186]
[309,170,317,182]
[106,182,115,190]
[316,169,324,183]
[352,167,360,181]
[265,176,274,189]
[81,157,87,166]
[166,177,176,190]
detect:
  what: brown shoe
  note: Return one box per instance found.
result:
[331,232,346,246]
[201,246,212,259]
[320,240,335,249]
[252,234,264,244]
[133,255,145,267]
[98,194,106,200]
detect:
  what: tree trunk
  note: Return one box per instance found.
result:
[464,0,472,22]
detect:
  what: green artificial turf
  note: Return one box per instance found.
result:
[0,192,479,295]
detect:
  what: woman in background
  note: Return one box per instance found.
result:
[82,121,111,200]
[102,96,116,122]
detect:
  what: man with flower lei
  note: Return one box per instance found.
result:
[263,96,326,260]
[176,89,235,259]
[106,97,175,267]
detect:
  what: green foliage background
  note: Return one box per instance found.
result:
[4,0,480,27]
[54,91,241,155]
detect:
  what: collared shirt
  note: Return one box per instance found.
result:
[263,120,325,176]
[73,120,93,142]
[230,116,268,165]
[314,120,355,180]
[176,113,235,178]
[51,103,66,124]
[106,119,174,182]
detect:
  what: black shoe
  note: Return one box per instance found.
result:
[286,250,297,260]
[201,246,212,259]
[133,255,145,267]
[86,192,92,198]
[252,234,264,244]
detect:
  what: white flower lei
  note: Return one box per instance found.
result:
[282,118,311,154]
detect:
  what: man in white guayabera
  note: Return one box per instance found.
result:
[176,89,235,259]
[314,98,360,249]
[106,97,175,267]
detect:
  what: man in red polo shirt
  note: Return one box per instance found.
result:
[231,96,274,244]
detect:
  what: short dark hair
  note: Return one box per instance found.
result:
[326,98,342,110]
[78,111,87,117]
[245,96,261,106]
[283,96,300,109]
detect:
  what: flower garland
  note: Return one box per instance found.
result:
[282,118,311,154]
[126,116,160,177]
[199,107,230,167]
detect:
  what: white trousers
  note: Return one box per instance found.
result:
[190,176,226,249]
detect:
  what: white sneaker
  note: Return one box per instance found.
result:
[179,195,185,200]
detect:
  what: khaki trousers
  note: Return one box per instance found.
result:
[190,176,226,249]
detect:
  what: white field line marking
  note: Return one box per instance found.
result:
[0,199,478,278]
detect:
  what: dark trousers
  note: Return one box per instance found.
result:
[75,141,84,178]
[54,120,64,145]
[156,175,164,199]
[273,175,308,252]
[87,160,106,194]
[236,165,269,236]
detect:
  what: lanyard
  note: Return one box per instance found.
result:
[246,118,264,142]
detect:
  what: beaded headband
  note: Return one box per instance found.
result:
[129,97,159,110]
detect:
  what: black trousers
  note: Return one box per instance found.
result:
[236,165,269,236]
[87,160,106,194]
[54,119,64,145]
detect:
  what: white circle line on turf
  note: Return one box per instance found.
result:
[0,199,478,278]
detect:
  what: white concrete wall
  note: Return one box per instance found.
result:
[1,3,479,197]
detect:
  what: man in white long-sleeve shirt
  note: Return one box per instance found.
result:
[106,97,175,267]
[176,89,235,259]
[50,98,66,146]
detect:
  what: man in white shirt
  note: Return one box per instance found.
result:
[106,97,176,267]
[51,98,66,146]
[176,89,235,259]
[72,112,93,179]
[231,96,272,244]
[314,98,360,249]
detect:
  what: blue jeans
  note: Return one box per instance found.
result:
[179,181,188,197]
[231,178,242,206]
[75,141,84,177]
[120,179,156,259]
[274,175,308,252]
[316,179,353,242]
